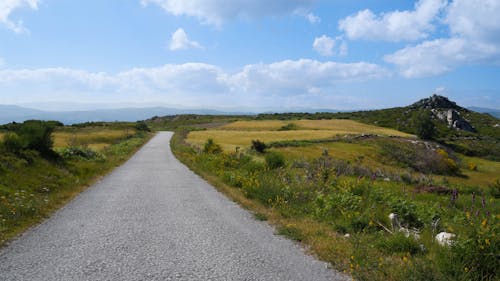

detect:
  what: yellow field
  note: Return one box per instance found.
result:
[188,130,343,151]
[221,119,412,137]
[53,128,135,151]
[188,119,412,152]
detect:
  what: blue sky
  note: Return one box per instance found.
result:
[0,0,499,111]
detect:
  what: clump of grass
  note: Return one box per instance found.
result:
[253,212,268,221]
[278,123,299,131]
[277,224,304,242]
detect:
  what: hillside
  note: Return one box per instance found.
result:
[256,95,500,160]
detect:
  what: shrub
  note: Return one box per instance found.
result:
[278,123,298,131]
[1,132,26,153]
[265,151,285,169]
[203,138,222,154]
[58,146,106,161]
[415,114,436,140]
[251,139,267,153]
[135,121,150,132]
[17,121,57,157]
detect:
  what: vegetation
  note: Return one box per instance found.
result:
[0,121,151,246]
[172,114,499,281]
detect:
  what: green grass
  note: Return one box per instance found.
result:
[171,121,499,281]
[0,126,152,247]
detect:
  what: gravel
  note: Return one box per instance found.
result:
[0,132,348,281]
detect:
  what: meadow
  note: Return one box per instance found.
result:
[0,121,151,246]
[188,119,412,152]
[175,118,499,281]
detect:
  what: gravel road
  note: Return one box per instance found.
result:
[0,132,348,281]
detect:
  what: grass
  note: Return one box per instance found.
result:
[0,126,152,247]
[172,116,499,281]
[221,119,413,137]
[53,127,136,150]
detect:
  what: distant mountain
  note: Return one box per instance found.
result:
[469,106,500,118]
[0,105,243,125]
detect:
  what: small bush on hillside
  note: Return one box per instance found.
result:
[59,146,106,161]
[203,138,222,154]
[415,114,436,140]
[265,151,285,169]
[135,121,150,132]
[251,139,267,153]
[1,132,26,153]
[380,141,460,175]
[278,123,299,131]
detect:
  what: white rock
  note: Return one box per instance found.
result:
[435,232,455,246]
[344,233,350,238]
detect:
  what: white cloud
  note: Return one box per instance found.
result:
[385,0,500,78]
[141,0,316,26]
[169,28,203,50]
[385,38,499,78]
[313,35,347,57]
[306,13,320,24]
[339,0,447,42]
[446,0,500,43]
[0,60,388,108]
[0,0,39,33]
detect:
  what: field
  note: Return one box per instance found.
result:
[175,118,499,281]
[53,127,137,151]
[188,119,412,152]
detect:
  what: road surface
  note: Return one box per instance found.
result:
[0,132,347,281]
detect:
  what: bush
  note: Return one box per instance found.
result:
[251,139,267,153]
[58,146,106,161]
[278,123,298,131]
[203,138,222,154]
[265,151,285,169]
[1,132,26,153]
[135,121,150,132]
[17,121,56,157]
[415,114,436,140]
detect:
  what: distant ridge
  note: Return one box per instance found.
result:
[0,105,247,125]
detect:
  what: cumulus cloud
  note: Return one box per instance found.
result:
[169,28,203,50]
[313,35,347,57]
[141,0,316,26]
[0,60,388,108]
[0,0,39,33]
[305,13,320,24]
[339,0,447,42]
[385,0,500,78]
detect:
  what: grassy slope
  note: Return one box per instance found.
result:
[172,117,499,281]
[0,125,152,246]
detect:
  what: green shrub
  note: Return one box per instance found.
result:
[265,151,285,169]
[203,138,222,154]
[135,121,150,132]
[278,123,299,131]
[251,139,267,153]
[1,132,26,153]
[58,146,106,161]
[415,114,436,140]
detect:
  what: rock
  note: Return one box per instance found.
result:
[344,233,350,238]
[435,232,456,246]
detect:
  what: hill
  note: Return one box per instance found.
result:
[469,106,500,118]
[255,95,500,160]
[0,105,241,125]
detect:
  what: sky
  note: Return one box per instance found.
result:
[0,0,499,111]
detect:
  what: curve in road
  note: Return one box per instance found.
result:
[0,132,348,281]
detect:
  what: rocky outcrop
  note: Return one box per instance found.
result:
[415,95,476,133]
[411,94,462,110]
